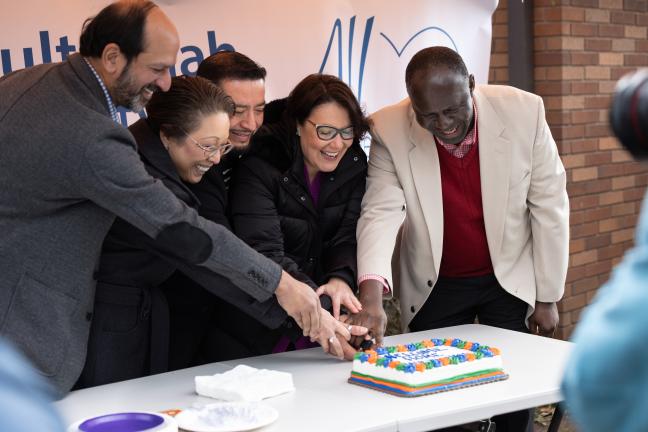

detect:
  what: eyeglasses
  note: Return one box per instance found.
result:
[306,120,354,141]
[180,128,233,158]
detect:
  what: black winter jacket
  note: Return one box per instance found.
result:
[229,118,368,290]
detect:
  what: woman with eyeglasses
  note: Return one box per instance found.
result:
[76,76,235,388]
[225,74,374,355]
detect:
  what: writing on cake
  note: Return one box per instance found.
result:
[348,338,508,397]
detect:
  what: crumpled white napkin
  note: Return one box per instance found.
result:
[195,365,295,401]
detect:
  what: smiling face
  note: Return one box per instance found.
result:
[408,66,475,145]
[111,7,179,112]
[299,102,353,182]
[219,78,266,148]
[162,112,231,184]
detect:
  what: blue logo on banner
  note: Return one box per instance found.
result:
[0,31,76,73]
[0,19,457,125]
[0,30,233,77]
[317,17,457,103]
[380,27,458,57]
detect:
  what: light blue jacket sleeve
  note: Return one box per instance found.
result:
[562,191,648,432]
[0,339,65,432]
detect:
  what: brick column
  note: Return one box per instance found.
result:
[490,0,648,339]
[532,0,648,339]
[490,0,510,84]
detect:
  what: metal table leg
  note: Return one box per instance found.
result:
[547,403,565,432]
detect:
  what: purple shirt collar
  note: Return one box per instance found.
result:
[303,165,322,206]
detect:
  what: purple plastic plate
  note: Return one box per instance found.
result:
[78,412,164,432]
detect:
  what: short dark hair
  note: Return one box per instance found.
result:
[405,46,469,89]
[196,51,267,85]
[287,74,370,143]
[79,0,157,62]
[146,76,235,139]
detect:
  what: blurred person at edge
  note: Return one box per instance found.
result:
[562,68,648,432]
[0,338,65,432]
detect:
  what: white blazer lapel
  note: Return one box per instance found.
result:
[408,108,443,277]
[474,90,511,262]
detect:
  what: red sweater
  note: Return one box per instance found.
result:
[436,139,493,277]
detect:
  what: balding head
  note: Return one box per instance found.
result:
[82,1,179,112]
[80,0,161,62]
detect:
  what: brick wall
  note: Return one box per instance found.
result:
[490,0,510,84]
[490,0,648,339]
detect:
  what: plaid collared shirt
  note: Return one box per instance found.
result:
[83,58,120,124]
[434,103,478,159]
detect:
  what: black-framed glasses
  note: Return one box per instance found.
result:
[306,119,354,141]
[180,128,233,158]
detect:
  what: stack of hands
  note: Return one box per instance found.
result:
[275,271,560,360]
[275,271,386,360]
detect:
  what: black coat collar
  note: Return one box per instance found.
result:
[251,118,367,180]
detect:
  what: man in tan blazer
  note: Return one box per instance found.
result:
[353,44,568,432]
[354,46,568,349]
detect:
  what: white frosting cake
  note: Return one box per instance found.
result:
[348,338,508,397]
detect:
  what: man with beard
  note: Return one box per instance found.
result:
[0,0,347,396]
[353,46,569,431]
[201,52,267,149]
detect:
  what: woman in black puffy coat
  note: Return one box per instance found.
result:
[227,74,371,353]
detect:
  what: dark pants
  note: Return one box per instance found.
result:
[163,273,285,371]
[75,282,168,389]
[409,274,533,432]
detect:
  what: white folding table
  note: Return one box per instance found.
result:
[55,324,572,431]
